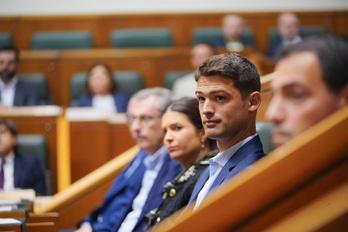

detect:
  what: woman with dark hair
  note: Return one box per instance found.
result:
[78,63,130,112]
[143,97,217,229]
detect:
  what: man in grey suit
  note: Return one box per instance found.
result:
[187,53,266,211]
[0,45,39,108]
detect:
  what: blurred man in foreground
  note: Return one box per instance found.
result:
[266,34,348,148]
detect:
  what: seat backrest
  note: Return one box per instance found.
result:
[256,121,274,154]
[110,28,173,48]
[0,32,13,47]
[30,31,93,50]
[267,25,328,48]
[70,71,144,106]
[164,70,193,90]
[17,134,47,172]
[17,73,50,105]
[191,27,254,46]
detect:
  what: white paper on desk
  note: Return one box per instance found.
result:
[0,206,13,211]
[0,199,21,205]
[0,218,21,225]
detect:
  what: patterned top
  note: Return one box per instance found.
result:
[142,150,217,230]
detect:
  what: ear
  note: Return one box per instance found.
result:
[338,84,348,107]
[248,91,262,112]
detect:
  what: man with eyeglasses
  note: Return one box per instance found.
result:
[76,88,184,232]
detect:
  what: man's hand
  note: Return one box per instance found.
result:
[74,224,93,232]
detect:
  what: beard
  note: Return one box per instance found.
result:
[0,69,16,82]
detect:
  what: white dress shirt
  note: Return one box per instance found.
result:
[92,94,117,112]
[118,146,167,232]
[0,152,15,191]
[0,77,18,107]
[194,134,256,210]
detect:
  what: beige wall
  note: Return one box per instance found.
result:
[1,0,348,16]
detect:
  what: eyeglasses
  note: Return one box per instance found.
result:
[126,113,162,124]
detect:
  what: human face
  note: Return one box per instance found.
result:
[222,15,244,42]
[278,13,300,41]
[196,75,253,151]
[191,44,214,69]
[162,111,204,167]
[127,95,164,155]
[0,50,18,83]
[88,65,113,96]
[0,124,16,158]
[265,52,342,148]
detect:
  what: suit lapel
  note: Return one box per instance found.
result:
[188,168,209,203]
[13,153,21,188]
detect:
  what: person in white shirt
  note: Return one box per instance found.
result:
[172,43,214,98]
[185,53,266,212]
[0,46,39,107]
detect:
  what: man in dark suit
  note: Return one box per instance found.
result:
[187,53,266,211]
[266,34,348,148]
[267,12,302,59]
[0,119,46,196]
[76,88,183,232]
[0,45,39,108]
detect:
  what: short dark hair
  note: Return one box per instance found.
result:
[166,97,216,150]
[194,53,260,99]
[85,63,117,96]
[280,33,348,95]
[0,45,19,63]
[0,118,18,136]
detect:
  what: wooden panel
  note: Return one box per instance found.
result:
[26,222,56,232]
[19,51,61,105]
[70,121,111,182]
[109,123,136,160]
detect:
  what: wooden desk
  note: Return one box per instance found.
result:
[0,106,63,194]
[66,108,135,183]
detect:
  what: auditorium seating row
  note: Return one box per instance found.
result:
[1,11,347,54]
[0,25,329,51]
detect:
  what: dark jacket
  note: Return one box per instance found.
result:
[78,91,130,112]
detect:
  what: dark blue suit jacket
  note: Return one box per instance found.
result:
[13,80,40,106]
[80,149,183,232]
[78,91,130,113]
[267,39,283,59]
[188,136,265,206]
[14,151,46,196]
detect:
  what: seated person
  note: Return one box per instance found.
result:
[172,43,214,98]
[267,12,302,59]
[75,88,183,232]
[0,45,39,108]
[143,97,217,229]
[213,14,255,52]
[0,119,46,196]
[266,33,348,148]
[78,63,130,112]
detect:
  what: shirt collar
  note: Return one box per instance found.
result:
[211,134,257,167]
[1,152,15,164]
[0,76,18,90]
[143,146,167,170]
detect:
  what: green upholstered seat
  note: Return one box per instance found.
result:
[164,70,193,90]
[0,32,13,47]
[17,134,50,194]
[191,27,254,46]
[18,73,50,105]
[30,31,93,50]
[267,26,328,50]
[70,71,144,106]
[256,121,274,154]
[110,28,173,48]
[17,134,47,172]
